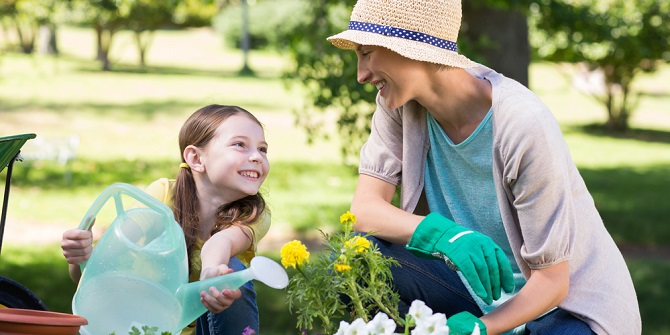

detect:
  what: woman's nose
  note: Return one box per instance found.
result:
[357,59,370,84]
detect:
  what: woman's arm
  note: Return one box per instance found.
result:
[350,174,423,244]
[481,260,570,335]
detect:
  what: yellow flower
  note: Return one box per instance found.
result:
[345,236,371,253]
[280,240,310,269]
[339,211,357,225]
[334,263,352,273]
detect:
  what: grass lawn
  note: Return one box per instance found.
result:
[1,26,669,334]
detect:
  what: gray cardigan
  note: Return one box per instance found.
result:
[358,64,641,334]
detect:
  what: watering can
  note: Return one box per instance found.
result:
[71,183,288,335]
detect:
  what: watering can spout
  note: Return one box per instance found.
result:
[174,256,289,330]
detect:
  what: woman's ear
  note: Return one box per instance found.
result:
[183,145,205,173]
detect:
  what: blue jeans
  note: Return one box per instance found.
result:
[370,237,594,334]
[196,256,259,335]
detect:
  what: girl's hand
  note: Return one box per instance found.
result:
[61,228,93,265]
[199,264,242,313]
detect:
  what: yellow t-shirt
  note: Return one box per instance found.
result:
[143,178,271,335]
[144,178,271,268]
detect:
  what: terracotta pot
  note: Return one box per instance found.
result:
[0,308,87,335]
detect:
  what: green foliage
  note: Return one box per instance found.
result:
[127,325,172,335]
[281,0,377,164]
[124,0,180,32]
[173,0,219,27]
[213,0,304,50]
[529,0,670,131]
[109,325,172,335]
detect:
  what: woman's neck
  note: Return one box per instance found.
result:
[418,68,492,144]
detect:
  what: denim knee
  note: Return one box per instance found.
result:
[525,308,595,335]
[196,256,259,335]
[365,236,481,317]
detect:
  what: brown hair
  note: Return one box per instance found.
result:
[173,104,267,272]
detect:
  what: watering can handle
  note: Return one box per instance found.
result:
[77,183,176,270]
[77,183,174,231]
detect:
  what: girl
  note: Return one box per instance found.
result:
[326,0,641,334]
[61,104,271,335]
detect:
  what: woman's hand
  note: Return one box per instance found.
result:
[199,264,242,313]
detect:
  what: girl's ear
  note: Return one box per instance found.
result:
[183,145,205,173]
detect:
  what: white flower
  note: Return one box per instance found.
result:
[408,300,434,324]
[335,320,351,335]
[346,318,370,335]
[365,312,397,335]
[411,313,449,335]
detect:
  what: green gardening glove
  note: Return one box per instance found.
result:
[406,213,514,304]
[447,311,487,335]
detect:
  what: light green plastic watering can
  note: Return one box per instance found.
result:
[72,183,288,335]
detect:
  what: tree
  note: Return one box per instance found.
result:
[461,0,532,86]
[68,0,126,71]
[124,0,179,68]
[281,0,534,163]
[2,0,49,53]
[530,0,670,131]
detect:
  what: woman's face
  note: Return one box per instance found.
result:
[355,45,429,109]
[198,114,269,204]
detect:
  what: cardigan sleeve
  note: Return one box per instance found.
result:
[359,93,405,186]
[494,82,576,269]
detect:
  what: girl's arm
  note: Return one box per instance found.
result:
[61,228,94,284]
[197,226,254,313]
[481,260,570,335]
[199,225,253,278]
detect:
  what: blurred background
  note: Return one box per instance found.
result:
[0,0,668,334]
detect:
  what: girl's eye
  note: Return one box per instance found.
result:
[259,147,268,154]
[234,142,245,148]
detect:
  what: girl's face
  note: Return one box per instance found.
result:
[199,114,269,204]
[355,45,429,109]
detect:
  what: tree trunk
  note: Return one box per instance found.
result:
[239,0,253,75]
[133,30,150,68]
[37,24,59,55]
[461,3,530,87]
[95,25,104,61]
[97,27,114,71]
[15,20,36,54]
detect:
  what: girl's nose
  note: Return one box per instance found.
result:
[249,150,263,163]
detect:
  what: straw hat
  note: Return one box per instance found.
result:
[327,0,476,68]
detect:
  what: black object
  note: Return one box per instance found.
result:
[0,277,47,310]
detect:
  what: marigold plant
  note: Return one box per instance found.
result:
[281,211,403,334]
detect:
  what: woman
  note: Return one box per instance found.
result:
[326,0,641,334]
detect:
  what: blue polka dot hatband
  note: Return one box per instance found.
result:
[327,0,476,69]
